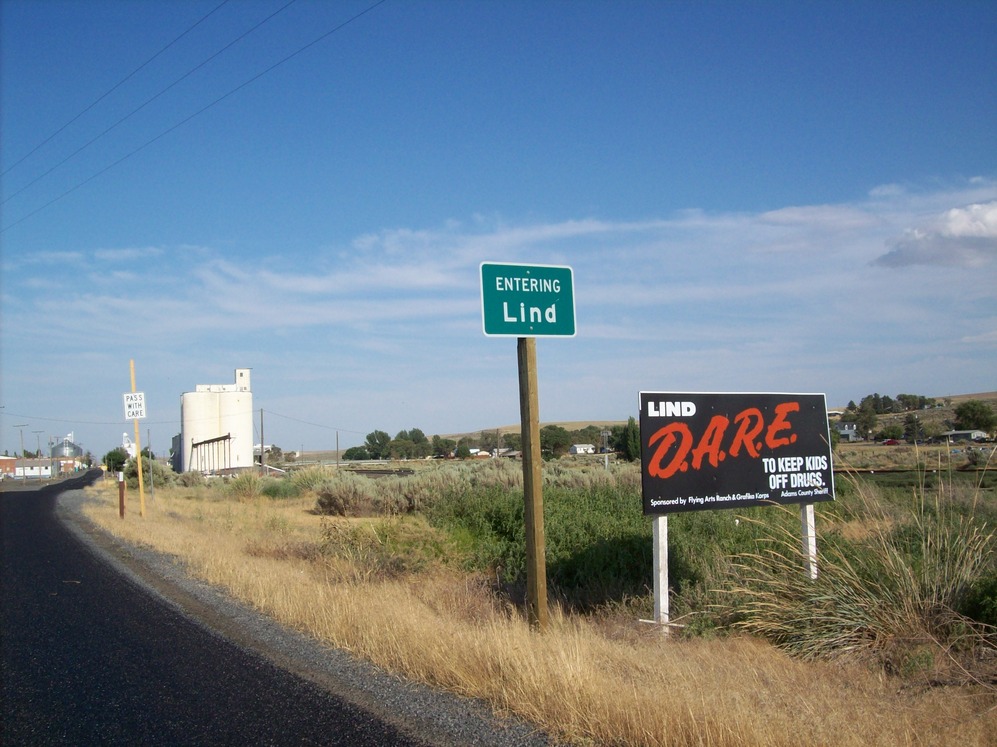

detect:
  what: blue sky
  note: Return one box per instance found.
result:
[1,0,995,458]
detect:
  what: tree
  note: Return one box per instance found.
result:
[389,438,415,459]
[879,424,904,441]
[103,447,128,473]
[922,420,945,441]
[572,425,602,445]
[843,402,878,439]
[431,435,456,458]
[954,400,997,432]
[342,446,370,460]
[903,414,926,442]
[364,430,391,460]
[618,417,641,462]
[897,393,935,412]
[539,425,571,458]
[391,429,431,459]
[479,430,500,454]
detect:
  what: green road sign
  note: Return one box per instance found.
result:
[480,262,576,337]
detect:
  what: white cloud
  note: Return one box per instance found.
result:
[93,246,164,262]
[874,200,997,268]
[13,250,85,267]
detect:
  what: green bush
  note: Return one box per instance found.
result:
[177,471,206,488]
[123,456,177,489]
[423,474,769,612]
[314,473,379,516]
[261,477,300,499]
[963,573,997,627]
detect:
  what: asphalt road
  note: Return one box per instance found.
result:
[0,473,432,746]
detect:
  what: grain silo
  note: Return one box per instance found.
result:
[179,368,253,474]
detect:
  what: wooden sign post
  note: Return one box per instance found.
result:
[125,359,146,517]
[481,262,575,632]
[518,337,548,630]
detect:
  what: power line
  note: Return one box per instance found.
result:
[2,0,298,206]
[0,0,387,235]
[262,408,365,435]
[0,410,178,427]
[1,0,231,178]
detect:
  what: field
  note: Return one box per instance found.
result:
[81,451,997,746]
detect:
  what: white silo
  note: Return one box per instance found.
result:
[179,369,254,473]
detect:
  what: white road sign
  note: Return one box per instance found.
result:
[123,391,147,420]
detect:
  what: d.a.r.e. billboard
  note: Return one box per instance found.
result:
[640,392,834,515]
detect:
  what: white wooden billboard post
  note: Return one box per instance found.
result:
[801,503,818,580]
[652,515,669,632]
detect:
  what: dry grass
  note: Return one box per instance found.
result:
[82,480,997,746]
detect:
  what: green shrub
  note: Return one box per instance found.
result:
[424,474,764,611]
[123,456,178,489]
[314,473,379,516]
[177,471,206,488]
[963,573,997,627]
[261,477,300,499]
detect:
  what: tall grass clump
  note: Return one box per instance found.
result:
[290,465,337,492]
[227,472,263,500]
[318,515,460,580]
[729,474,997,684]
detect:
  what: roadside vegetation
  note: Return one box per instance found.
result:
[82,438,997,746]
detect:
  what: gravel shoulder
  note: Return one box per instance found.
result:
[56,486,551,747]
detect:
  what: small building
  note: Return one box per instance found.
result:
[15,458,53,480]
[569,444,596,455]
[942,430,988,443]
[834,423,862,442]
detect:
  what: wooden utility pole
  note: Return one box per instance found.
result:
[518,337,548,630]
[130,359,146,517]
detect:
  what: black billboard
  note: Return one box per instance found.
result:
[640,392,834,515]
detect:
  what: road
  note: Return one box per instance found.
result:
[1,473,428,746]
